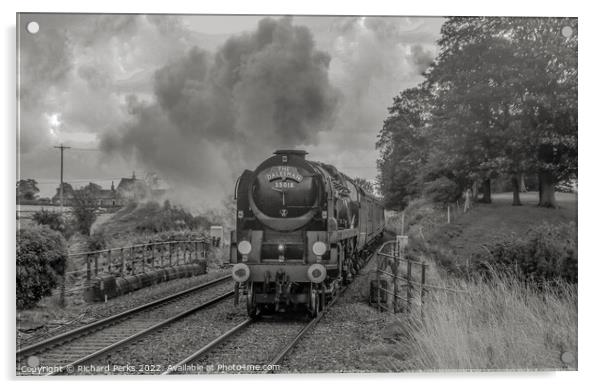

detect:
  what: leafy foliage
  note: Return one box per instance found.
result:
[376,87,430,209]
[32,209,64,232]
[423,177,462,204]
[477,222,577,283]
[17,227,67,309]
[16,179,39,201]
[98,200,212,237]
[71,189,99,236]
[353,177,375,194]
[31,209,75,239]
[377,17,577,209]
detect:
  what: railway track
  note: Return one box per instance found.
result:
[163,284,346,375]
[16,275,233,376]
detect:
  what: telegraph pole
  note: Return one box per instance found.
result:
[54,144,71,214]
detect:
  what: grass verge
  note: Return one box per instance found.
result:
[385,193,578,371]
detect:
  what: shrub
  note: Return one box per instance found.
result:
[16,227,67,309]
[32,209,63,230]
[423,177,461,204]
[71,189,99,235]
[31,209,75,239]
[87,232,108,251]
[476,222,577,283]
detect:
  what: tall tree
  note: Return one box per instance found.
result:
[429,17,576,207]
[426,18,534,205]
[376,86,431,209]
[499,17,578,207]
[17,179,39,201]
[377,17,576,209]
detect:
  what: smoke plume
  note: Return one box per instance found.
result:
[101,17,340,207]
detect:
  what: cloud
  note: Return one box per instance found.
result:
[18,14,442,204]
[305,17,440,181]
[101,17,340,207]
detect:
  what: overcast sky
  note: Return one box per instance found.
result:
[17,14,443,209]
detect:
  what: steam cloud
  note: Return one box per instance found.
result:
[101,18,340,206]
[19,14,441,207]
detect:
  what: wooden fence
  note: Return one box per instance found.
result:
[372,238,428,314]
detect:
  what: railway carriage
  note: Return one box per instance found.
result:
[230,150,385,317]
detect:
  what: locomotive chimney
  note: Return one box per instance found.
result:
[274,149,308,160]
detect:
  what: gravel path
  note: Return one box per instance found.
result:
[181,317,307,375]
[279,250,406,373]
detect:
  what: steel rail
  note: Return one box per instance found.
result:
[49,291,235,376]
[165,242,382,376]
[162,318,254,375]
[266,247,381,372]
[264,286,346,372]
[16,274,232,360]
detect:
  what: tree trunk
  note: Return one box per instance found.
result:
[520,174,527,192]
[511,174,522,206]
[538,171,557,208]
[481,178,492,203]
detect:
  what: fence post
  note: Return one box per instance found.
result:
[393,261,399,313]
[151,244,155,269]
[85,254,90,281]
[406,260,412,314]
[160,245,164,268]
[94,254,99,276]
[141,246,145,273]
[107,250,112,273]
[130,247,134,275]
[447,205,451,224]
[376,255,381,311]
[120,248,125,276]
[420,263,426,318]
[168,243,172,266]
[59,275,66,307]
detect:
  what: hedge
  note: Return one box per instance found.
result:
[477,222,577,284]
[17,227,67,309]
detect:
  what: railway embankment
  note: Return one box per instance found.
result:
[382,192,578,371]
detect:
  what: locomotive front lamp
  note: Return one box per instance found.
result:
[312,241,327,259]
[232,263,250,283]
[238,240,252,262]
[278,243,285,262]
[307,263,326,283]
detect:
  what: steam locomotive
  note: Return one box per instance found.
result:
[230,150,385,317]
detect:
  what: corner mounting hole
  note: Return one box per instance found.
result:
[27,21,39,34]
[561,26,573,38]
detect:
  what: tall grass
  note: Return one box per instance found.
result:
[384,203,577,371]
[394,268,577,371]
